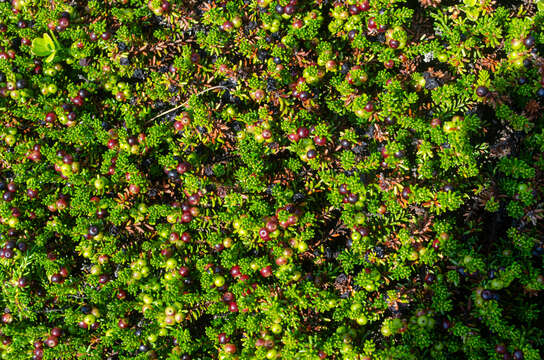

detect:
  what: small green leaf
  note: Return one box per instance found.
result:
[42,33,55,49]
[45,51,56,63]
[32,38,51,56]
[31,34,56,57]
[465,8,480,21]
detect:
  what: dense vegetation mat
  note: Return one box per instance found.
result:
[0,0,543,359]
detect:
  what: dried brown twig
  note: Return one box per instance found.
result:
[146,85,229,123]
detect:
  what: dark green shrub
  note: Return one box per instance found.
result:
[0,0,542,359]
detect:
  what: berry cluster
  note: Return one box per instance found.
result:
[0,0,543,359]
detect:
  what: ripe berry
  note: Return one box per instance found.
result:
[314,136,326,146]
[222,292,235,303]
[59,17,69,28]
[297,127,309,138]
[176,162,189,174]
[15,79,26,89]
[118,318,128,329]
[496,344,507,354]
[45,336,58,348]
[224,343,237,354]
[259,228,269,240]
[367,17,377,30]
[45,112,57,123]
[401,187,411,199]
[72,95,84,106]
[476,86,488,97]
[228,301,239,312]
[180,232,191,243]
[117,289,127,300]
[230,265,241,278]
[481,290,492,300]
[443,184,454,192]
[284,4,295,15]
[51,327,62,337]
[17,277,28,287]
[265,220,277,233]
[222,21,233,31]
[7,182,16,192]
[88,225,99,236]
[340,139,350,148]
[218,333,229,344]
[349,5,360,15]
[524,35,535,48]
[260,266,272,278]
[288,133,300,142]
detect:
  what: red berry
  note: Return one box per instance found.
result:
[117,289,127,300]
[297,127,309,138]
[72,95,84,106]
[179,266,189,277]
[221,21,233,31]
[45,112,57,123]
[367,17,377,30]
[218,333,229,344]
[314,136,326,146]
[174,121,184,131]
[59,17,69,28]
[260,266,272,278]
[176,162,189,174]
[288,133,300,142]
[181,232,191,243]
[228,301,239,312]
[45,336,58,348]
[224,343,237,354]
[230,265,241,278]
[118,318,128,329]
[265,219,278,232]
[259,228,269,240]
[51,327,62,337]
[359,1,370,11]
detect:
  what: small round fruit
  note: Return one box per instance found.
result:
[260,266,272,278]
[213,275,226,287]
[476,86,488,97]
[380,324,392,337]
[356,315,368,325]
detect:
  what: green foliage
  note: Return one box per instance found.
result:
[0,1,542,360]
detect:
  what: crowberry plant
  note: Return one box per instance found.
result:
[0,0,542,359]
